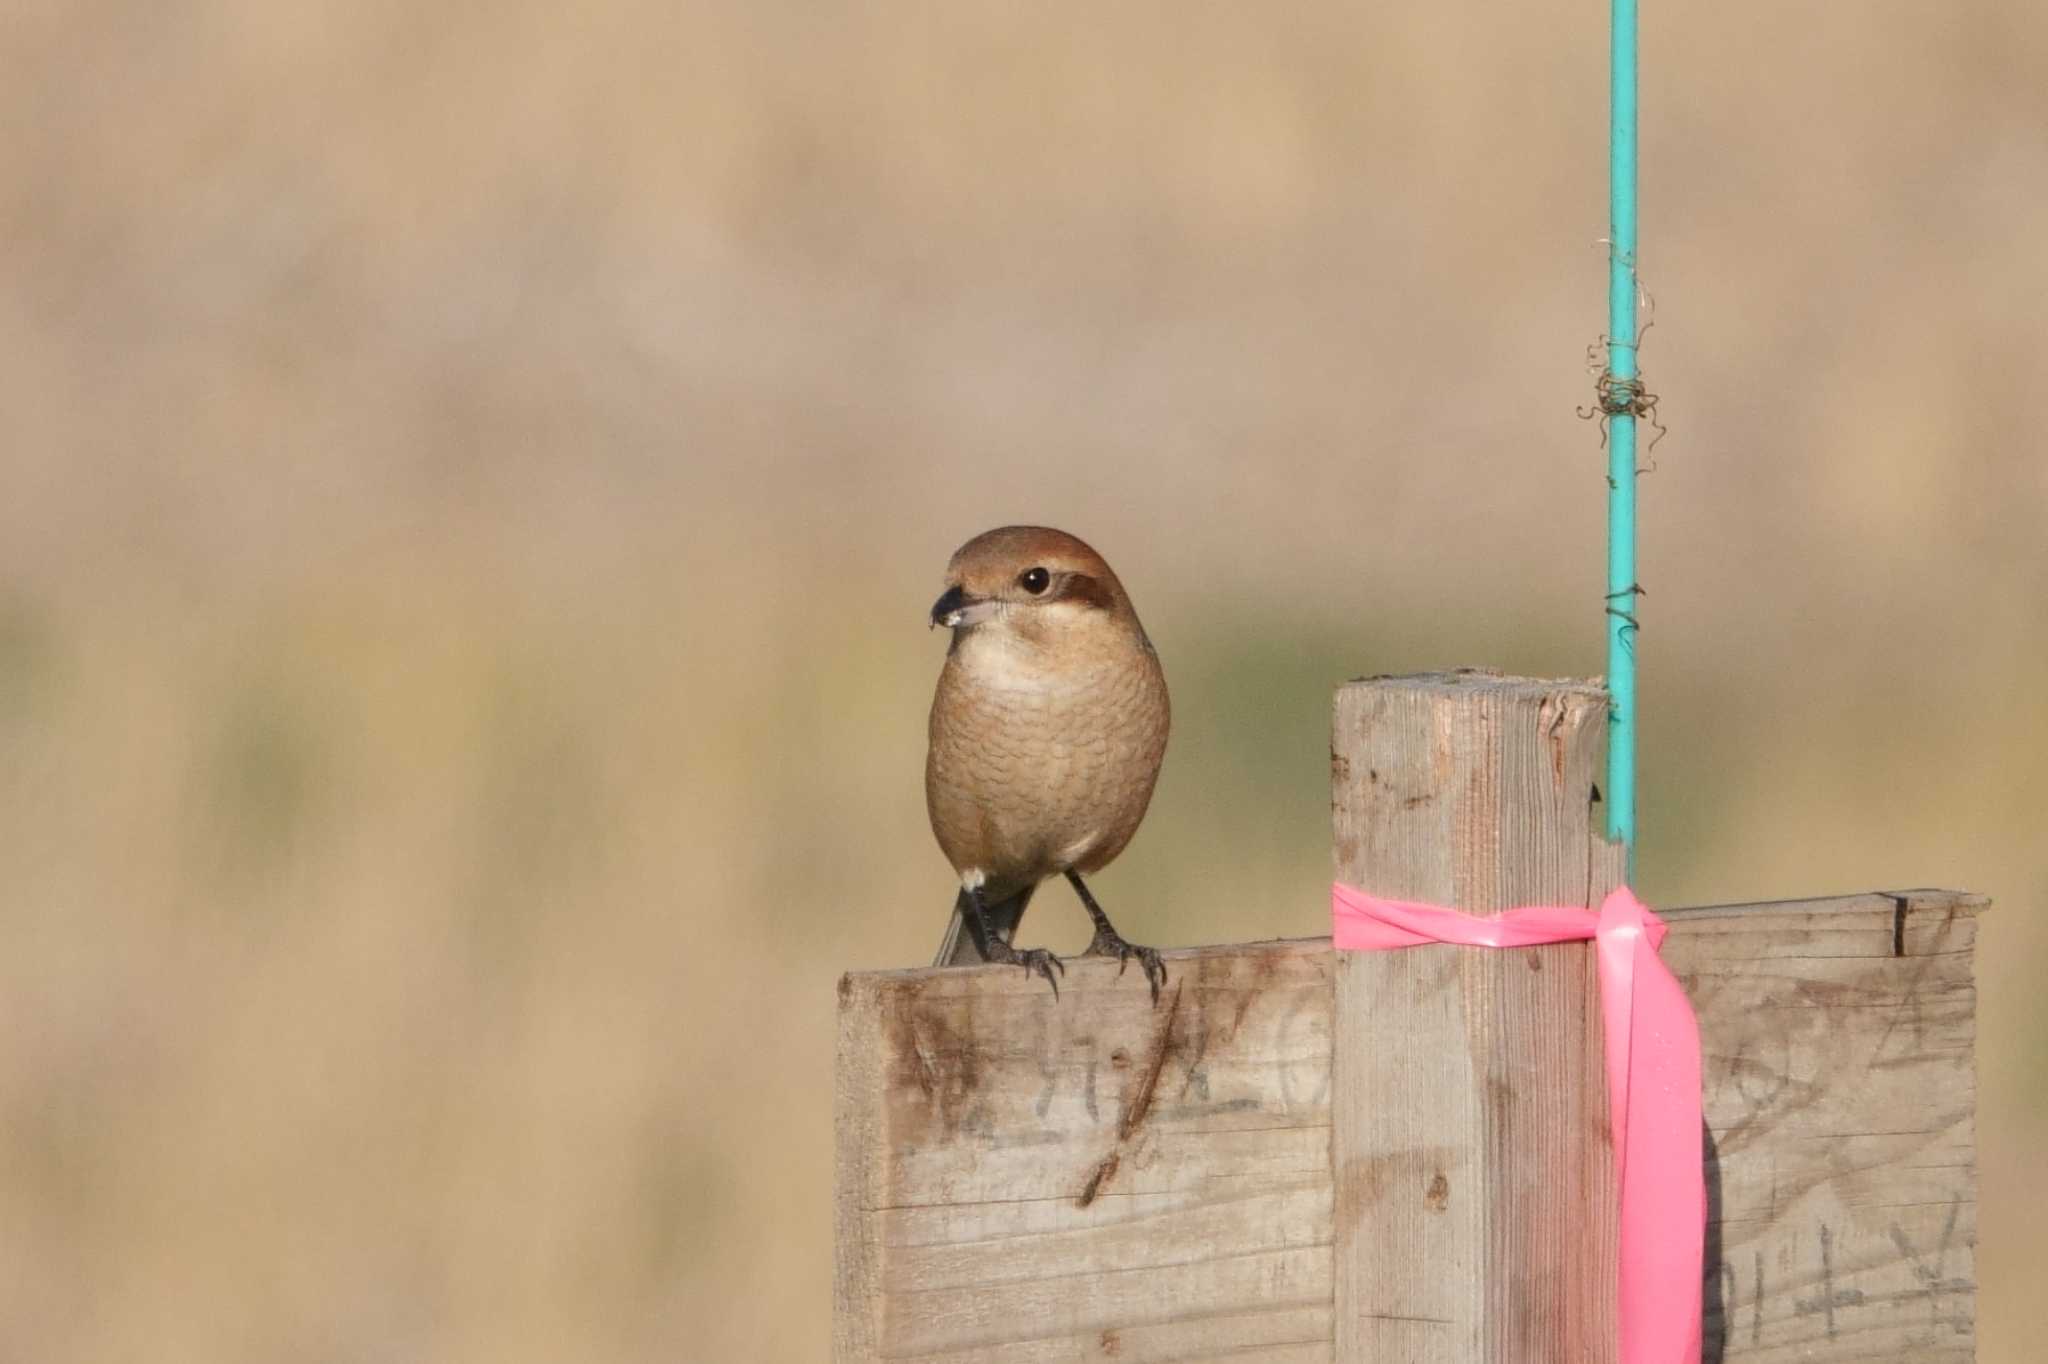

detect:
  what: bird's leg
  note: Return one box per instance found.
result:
[1065,870,1167,1005]
[966,885,1063,996]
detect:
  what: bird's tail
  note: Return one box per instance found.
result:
[932,884,1037,967]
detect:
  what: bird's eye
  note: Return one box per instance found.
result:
[1019,567,1051,595]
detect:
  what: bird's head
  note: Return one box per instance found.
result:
[929,526,1147,651]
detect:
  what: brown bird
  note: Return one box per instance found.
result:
[925,526,1171,1001]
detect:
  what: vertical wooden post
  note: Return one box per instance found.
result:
[1330,671,1626,1362]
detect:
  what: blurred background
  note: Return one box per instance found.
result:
[3,2,2042,1359]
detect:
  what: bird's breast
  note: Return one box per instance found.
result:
[926,633,1169,883]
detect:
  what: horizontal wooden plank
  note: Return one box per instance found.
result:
[839,942,1337,1360]
[1663,889,1980,1362]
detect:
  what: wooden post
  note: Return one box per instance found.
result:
[833,671,1982,1360]
[1331,672,1624,1362]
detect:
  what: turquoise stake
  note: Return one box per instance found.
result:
[1605,0,1640,867]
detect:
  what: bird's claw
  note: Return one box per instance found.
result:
[1084,930,1168,1006]
[983,939,1065,997]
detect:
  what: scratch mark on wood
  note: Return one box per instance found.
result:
[1076,982,1184,1206]
[1889,1197,1974,1335]
[1177,1018,1212,1102]
[910,1018,937,1099]
[1751,1251,1763,1347]
[1794,1223,1865,1336]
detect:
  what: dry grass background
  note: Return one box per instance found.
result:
[2,2,2044,1359]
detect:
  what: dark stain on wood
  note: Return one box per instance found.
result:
[1077,1151,1120,1208]
[1336,1147,1461,1231]
[1335,1154,1391,1231]
[881,985,983,1142]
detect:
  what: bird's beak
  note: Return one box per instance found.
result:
[930,585,997,630]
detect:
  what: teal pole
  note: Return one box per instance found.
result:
[1605,0,1639,865]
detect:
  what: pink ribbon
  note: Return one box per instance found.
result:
[1332,882,1704,1364]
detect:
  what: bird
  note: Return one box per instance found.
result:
[924,526,1171,1002]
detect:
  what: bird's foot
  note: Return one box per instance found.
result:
[1083,928,1168,1005]
[981,938,1065,997]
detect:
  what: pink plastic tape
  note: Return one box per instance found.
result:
[1331,882,1704,1364]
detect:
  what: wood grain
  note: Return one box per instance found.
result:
[836,941,1339,1361]
[1329,672,1624,1363]
[1666,889,1982,1362]
[835,890,1982,1361]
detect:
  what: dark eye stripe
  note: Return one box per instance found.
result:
[1054,572,1115,611]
